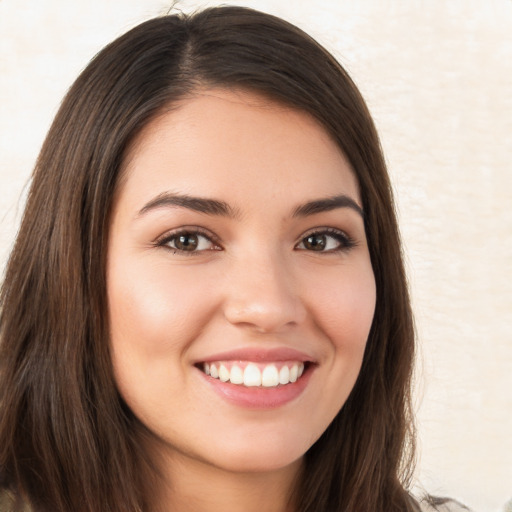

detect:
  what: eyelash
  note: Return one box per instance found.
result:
[155,227,222,255]
[155,227,356,255]
[295,228,357,253]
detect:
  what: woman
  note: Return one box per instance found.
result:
[0,6,469,512]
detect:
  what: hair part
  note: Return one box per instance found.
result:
[0,7,416,512]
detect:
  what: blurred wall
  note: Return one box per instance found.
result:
[1,1,511,511]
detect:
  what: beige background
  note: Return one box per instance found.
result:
[1,1,511,511]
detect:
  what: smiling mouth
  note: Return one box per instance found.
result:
[199,361,307,388]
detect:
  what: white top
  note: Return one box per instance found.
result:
[420,500,472,512]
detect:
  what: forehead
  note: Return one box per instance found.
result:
[118,88,360,211]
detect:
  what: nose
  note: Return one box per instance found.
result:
[222,250,307,334]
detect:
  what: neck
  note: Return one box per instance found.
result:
[152,448,302,512]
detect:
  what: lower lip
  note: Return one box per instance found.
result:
[198,366,313,409]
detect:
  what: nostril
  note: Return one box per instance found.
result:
[223,300,306,334]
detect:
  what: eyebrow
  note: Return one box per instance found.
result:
[292,195,364,218]
[138,192,240,218]
[137,192,363,220]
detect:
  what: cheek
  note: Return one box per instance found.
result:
[107,261,217,423]
[307,263,376,352]
[108,261,215,356]
[296,262,375,444]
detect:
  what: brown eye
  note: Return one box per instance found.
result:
[303,234,327,251]
[174,233,199,251]
[296,230,355,253]
[159,231,219,253]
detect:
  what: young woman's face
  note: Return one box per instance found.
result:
[107,89,376,475]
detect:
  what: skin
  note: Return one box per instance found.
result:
[107,89,376,512]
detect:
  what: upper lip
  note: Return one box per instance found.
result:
[197,347,316,364]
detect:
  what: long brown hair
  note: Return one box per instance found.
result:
[0,7,417,512]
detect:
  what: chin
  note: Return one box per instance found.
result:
[211,445,304,474]
[151,423,309,476]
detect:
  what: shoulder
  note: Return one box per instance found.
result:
[0,489,31,512]
[0,489,14,512]
[419,497,474,512]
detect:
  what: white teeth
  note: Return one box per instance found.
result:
[219,364,230,382]
[289,364,298,383]
[261,365,279,387]
[229,364,244,384]
[203,361,307,387]
[278,365,290,384]
[243,363,262,387]
[210,364,219,379]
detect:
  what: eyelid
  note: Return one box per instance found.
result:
[154,226,223,251]
[295,227,357,252]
